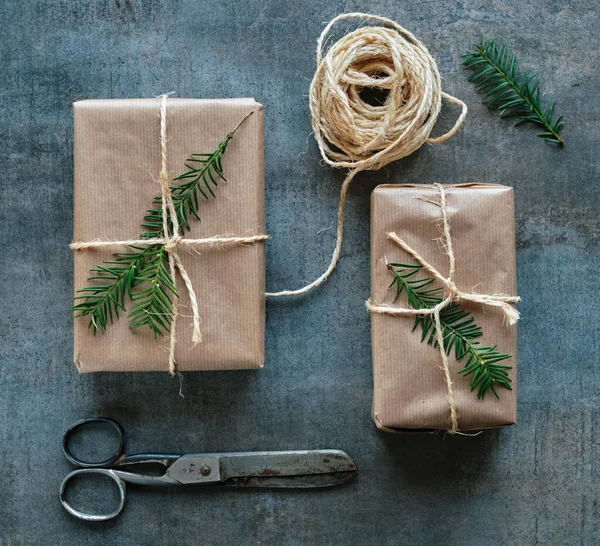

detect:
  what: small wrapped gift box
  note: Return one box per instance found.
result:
[72,98,265,372]
[369,184,519,432]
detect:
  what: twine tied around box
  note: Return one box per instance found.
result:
[366,184,520,434]
[71,95,269,375]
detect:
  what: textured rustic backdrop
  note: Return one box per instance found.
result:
[1,1,598,544]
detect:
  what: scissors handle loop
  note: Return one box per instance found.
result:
[60,468,126,522]
[62,417,125,468]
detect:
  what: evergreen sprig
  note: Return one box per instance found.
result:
[127,246,178,336]
[388,262,512,400]
[72,111,254,336]
[141,110,254,238]
[463,36,564,146]
[72,247,150,333]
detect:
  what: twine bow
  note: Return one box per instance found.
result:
[71,95,268,374]
[366,184,520,434]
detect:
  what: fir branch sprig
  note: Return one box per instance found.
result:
[463,36,564,146]
[128,246,178,336]
[72,111,254,336]
[388,262,512,400]
[141,110,254,238]
[72,247,151,333]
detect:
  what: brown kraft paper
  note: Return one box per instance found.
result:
[370,184,518,431]
[73,98,265,372]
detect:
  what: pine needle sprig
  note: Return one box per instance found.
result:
[72,247,151,333]
[141,110,255,238]
[463,36,565,146]
[128,246,178,336]
[388,262,512,400]
[73,110,255,336]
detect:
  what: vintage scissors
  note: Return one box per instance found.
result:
[60,417,358,521]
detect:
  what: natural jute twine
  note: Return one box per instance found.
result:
[366,184,521,434]
[266,13,467,298]
[71,95,269,374]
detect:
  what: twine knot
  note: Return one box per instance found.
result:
[445,280,460,301]
[164,235,181,253]
[366,184,520,434]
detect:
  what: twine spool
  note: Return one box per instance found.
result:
[266,12,467,298]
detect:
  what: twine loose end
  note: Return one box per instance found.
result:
[503,304,521,326]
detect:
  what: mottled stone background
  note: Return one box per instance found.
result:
[1,1,598,544]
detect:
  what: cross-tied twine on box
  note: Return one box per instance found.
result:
[266,12,467,298]
[366,184,520,434]
[70,95,269,374]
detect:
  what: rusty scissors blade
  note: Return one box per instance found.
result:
[60,418,358,522]
[168,450,358,488]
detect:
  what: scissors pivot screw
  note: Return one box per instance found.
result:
[200,465,211,476]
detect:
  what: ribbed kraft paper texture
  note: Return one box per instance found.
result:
[73,98,265,372]
[370,184,518,431]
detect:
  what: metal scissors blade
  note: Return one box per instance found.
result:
[166,450,358,488]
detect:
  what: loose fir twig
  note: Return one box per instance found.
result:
[71,111,254,336]
[463,36,564,146]
[388,262,513,400]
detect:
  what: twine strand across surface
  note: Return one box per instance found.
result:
[71,95,268,374]
[366,184,521,434]
[266,12,467,298]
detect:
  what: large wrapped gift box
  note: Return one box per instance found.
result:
[73,98,265,372]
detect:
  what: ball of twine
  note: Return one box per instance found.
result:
[310,12,466,171]
[266,12,467,298]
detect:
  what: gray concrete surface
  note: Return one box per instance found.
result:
[1,1,598,544]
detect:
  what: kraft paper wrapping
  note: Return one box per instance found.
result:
[370,184,518,431]
[73,98,265,372]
